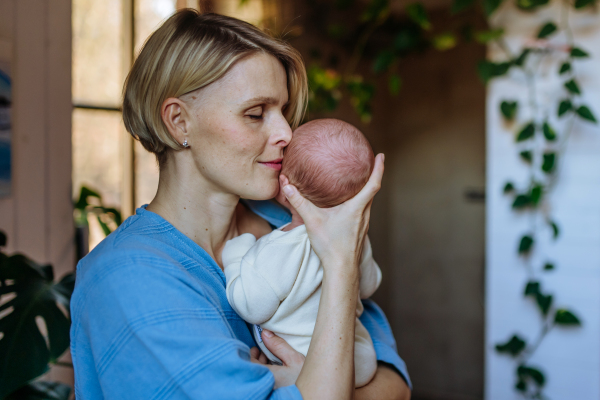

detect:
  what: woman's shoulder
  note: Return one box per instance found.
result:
[72,207,223,315]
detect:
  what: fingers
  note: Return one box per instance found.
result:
[261,329,305,366]
[250,347,260,360]
[281,183,318,221]
[351,153,385,206]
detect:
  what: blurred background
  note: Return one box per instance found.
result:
[0,0,599,399]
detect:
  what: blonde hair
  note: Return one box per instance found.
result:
[122,9,308,166]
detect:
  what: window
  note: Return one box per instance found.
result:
[72,0,268,249]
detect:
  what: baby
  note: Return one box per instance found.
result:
[222,119,382,387]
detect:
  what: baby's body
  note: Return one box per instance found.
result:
[223,226,381,387]
[223,119,381,387]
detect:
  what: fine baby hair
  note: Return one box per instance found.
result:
[282,118,375,208]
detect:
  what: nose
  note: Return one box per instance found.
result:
[269,113,293,148]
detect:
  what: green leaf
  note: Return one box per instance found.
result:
[542,152,556,173]
[74,185,102,211]
[495,335,526,356]
[564,79,581,95]
[0,230,6,247]
[500,101,518,120]
[516,122,535,142]
[327,23,346,39]
[530,184,543,205]
[514,49,530,67]
[478,61,511,83]
[554,309,581,325]
[0,257,75,398]
[558,99,572,117]
[574,0,596,8]
[549,220,560,239]
[536,292,553,315]
[559,62,571,74]
[96,215,112,236]
[451,0,475,13]
[432,33,457,50]
[483,0,504,16]
[503,182,515,193]
[543,122,557,141]
[524,281,540,296]
[518,365,546,386]
[373,50,395,73]
[576,105,598,123]
[361,0,390,22]
[406,3,431,30]
[388,74,402,96]
[544,262,555,271]
[512,194,530,209]
[519,150,533,163]
[570,47,589,58]
[516,0,549,11]
[537,22,557,38]
[519,235,534,254]
[474,28,504,43]
[516,380,527,392]
[5,381,72,400]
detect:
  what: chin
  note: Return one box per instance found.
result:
[239,179,279,201]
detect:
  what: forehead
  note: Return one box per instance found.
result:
[213,52,288,106]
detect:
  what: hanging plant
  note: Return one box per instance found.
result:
[481,0,597,397]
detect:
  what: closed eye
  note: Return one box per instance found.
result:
[246,105,264,120]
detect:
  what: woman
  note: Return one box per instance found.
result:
[70,10,411,399]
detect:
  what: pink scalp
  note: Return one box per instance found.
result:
[282,118,375,208]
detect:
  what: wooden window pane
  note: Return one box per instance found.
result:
[72,0,124,107]
[72,109,123,249]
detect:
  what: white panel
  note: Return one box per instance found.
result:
[485,2,600,399]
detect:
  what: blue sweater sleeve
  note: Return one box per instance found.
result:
[71,253,302,400]
[360,299,412,390]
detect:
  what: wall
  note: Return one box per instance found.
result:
[485,3,600,399]
[290,7,487,399]
[0,0,74,387]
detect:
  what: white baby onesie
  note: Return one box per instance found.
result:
[222,224,382,387]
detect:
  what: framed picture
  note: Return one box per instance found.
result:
[0,39,11,197]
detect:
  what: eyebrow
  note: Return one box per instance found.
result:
[241,96,285,106]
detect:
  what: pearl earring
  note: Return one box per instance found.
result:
[182,139,189,148]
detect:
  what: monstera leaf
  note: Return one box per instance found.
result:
[0,249,75,399]
[5,381,71,400]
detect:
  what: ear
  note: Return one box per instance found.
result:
[161,97,189,146]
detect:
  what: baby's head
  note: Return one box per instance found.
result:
[280,119,374,208]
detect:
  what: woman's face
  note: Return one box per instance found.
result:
[183,52,292,200]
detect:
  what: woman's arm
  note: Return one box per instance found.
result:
[356,364,411,400]
[280,154,385,400]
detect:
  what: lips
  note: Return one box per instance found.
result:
[259,158,283,170]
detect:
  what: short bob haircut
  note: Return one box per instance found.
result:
[122,9,308,166]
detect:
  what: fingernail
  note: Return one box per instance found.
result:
[282,185,294,197]
[381,153,385,163]
[262,329,274,338]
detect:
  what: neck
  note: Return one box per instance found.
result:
[282,207,305,232]
[146,156,240,267]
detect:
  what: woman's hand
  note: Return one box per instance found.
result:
[279,154,385,400]
[281,154,385,275]
[250,330,305,389]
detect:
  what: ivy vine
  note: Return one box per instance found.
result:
[258,0,599,397]
[483,1,596,398]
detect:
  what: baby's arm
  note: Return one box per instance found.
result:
[223,233,304,325]
[358,235,382,299]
